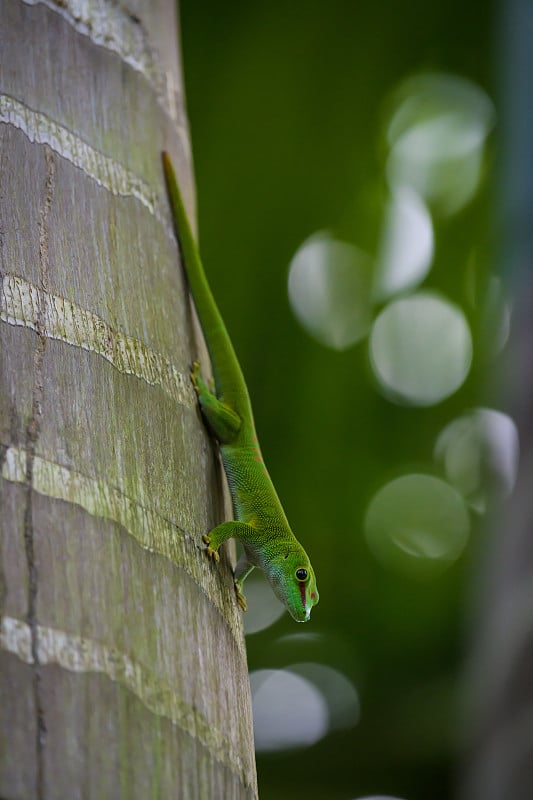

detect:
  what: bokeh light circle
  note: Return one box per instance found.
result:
[373,186,434,300]
[242,571,285,634]
[250,669,328,752]
[354,796,408,800]
[288,662,360,731]
[435,408,519,512]
[386,72,495,216]
[369,291,472,406]
[288,232,372,350]
[364,474,470,576]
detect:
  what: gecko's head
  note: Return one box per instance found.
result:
[268,551,319,623]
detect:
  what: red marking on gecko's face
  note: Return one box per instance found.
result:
[299,581,307,609]
[310,592,317,601]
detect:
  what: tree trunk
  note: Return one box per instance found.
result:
[0,1,257,797]
[460,1,533,798]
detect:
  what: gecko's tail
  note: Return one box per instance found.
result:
[161,151,250,410]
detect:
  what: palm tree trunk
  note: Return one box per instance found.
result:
[0,1,257,797]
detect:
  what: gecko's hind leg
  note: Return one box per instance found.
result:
[190,361,241,443]
[234,554,255,612]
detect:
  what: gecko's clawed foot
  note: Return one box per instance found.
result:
[202,534,220,563]
[190,360,201,391]
[234,582,247,612]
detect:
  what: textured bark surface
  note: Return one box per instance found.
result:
[0,1,257,797]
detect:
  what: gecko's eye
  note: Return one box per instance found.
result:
[295,568,309,582]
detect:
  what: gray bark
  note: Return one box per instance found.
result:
[460,1,533,798]
[0,1,257,797]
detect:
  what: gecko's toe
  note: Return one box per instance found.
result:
[190,360,201,388]
[202,534,220,563]
[206,546,220,563]
[234,583,247,612]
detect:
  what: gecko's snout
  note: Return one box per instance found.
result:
[290,605,312,623]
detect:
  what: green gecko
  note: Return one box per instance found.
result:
[162,152,319,622]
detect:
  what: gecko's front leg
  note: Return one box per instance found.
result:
[201,523,255,564]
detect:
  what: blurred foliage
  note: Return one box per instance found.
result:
[179,1,497,798]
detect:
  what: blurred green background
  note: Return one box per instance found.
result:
[179,1,504,798]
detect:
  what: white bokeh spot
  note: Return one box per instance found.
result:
[364,473,470,576]
[369,292,472,406]
[435,408,519,512]
[386,72,495,216]
[373,186,434,300]
[288,232,373,350]
[243,571,286,635]
[251,669,329,752]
